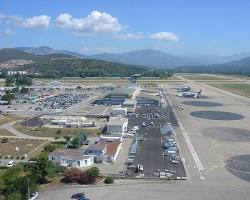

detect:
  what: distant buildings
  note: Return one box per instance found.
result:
[7,70,28,75]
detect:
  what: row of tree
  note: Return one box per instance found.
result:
[5,76,32,87]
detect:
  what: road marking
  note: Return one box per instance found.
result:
[163,88,205,180]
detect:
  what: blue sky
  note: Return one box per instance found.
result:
[0,0,250,55]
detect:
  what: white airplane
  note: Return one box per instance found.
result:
[177,89,202,98]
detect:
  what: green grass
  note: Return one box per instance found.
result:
[182,74,230,80]
[14,123,101,138]
[33,76,179,85]
[207,82,250,97]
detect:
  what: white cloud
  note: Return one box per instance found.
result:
[56,11,122,34]
[149,32,179,41]
[22,15,50,29]
[114,32,144,40]
[5,28,14,35]
[0,12,6,22]
[82,46,91,52]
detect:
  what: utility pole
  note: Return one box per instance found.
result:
[27,177,30,200]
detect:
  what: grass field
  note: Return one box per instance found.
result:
[207,82,250,97]
[0,129,14,136]
[14,123,101,138]
[33,76,180,85]
[0,115,24,126]
[182,74,230,80]
[0,138,47,158]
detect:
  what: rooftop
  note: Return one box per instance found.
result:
[138,92,162,102]
[123,99,137,105]
[106,116,128,126]
[49,148,92,160]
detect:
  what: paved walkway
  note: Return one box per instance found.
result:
[0,120,54,141]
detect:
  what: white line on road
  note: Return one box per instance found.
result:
[162,87,205,180]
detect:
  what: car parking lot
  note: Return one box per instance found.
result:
[126,104,186,179]
[1,86,111,117]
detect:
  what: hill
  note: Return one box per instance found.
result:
[91,49,196,68]
[175,57,250,74]
[16,46,88,58]
[0,48,171,78]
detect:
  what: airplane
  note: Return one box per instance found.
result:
[176,86,191,92]
[177,89,202,98]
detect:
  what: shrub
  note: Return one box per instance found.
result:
[63,168,83,183]
[86,167,100,178]
[78,171,95,185]
[44,144,57,153]
[62,168,97,185]
[2,138,8,143]
[104,176,114,184]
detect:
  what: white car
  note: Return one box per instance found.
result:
[137,164,144,172]
[29,192,38,200]
[6,160,16,167]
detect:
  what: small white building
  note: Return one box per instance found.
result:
[106,116,128,135]
[49,148,94,168]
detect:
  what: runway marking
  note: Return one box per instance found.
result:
[162,86,205,180]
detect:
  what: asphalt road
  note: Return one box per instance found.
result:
[127,105,186,178]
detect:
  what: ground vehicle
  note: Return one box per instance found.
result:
[142,122,146,127]
[170,155,180,164]
[137,164,144,172]
[6,160,16,167]
[29,192,38,200]
[150,121,154,125]
[163,143,176,149]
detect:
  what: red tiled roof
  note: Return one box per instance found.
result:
[105,141,120,156]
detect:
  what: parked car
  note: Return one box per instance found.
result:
[163,143,176,149]
[29,192,38,200]
[137,164,144,172]
[6,160,16,167]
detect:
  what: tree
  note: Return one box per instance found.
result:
[2,164,23,185]
[68,137,81,149]
[29,153,57,183]
[5,76,15,86]
[15,76,32,86]
[6,192,22,200]
[1,93,15,104]
[20,86,29,94]
[86,167,100,178]
[44,144,57,153]
[63,136,71,143]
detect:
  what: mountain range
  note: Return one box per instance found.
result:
[15,46,250,69]
[0,48,169,78]
[1,47,250,75]
[176,57,250,74]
